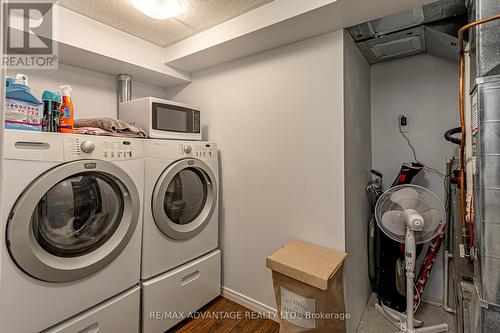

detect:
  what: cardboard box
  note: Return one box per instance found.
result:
[266,240,347,332]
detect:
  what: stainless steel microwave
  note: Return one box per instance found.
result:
[119,97,202,140]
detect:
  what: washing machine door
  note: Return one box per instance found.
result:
[152,158,217,240]
[7,160,140,282]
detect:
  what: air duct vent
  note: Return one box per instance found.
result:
[371,36,423,59]
[348,0,467,64]
[356,27,426,64]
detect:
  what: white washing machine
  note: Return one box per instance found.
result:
[0,130,144,333]
[141,139,220,332]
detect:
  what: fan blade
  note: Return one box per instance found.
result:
[421,208,441,232]
[390,188,429,211]
[381,210,406,237]
[390,188,418,208]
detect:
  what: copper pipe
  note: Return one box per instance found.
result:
[457,14,500,235]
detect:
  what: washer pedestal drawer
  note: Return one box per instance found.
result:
[142,250,221,333]
[42,286,140,333]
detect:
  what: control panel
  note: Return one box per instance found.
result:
[181,143,217,158]
[193,110,201,133]
[64,136,144,161]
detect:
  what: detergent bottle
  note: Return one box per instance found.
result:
[58,85,74,133]
[5,74,44,131]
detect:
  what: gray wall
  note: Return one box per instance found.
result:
[371,54,459,301]
[167,30,347,313]
[7,64,167,119]
[343,30,372,331]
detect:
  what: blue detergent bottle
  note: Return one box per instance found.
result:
[5,74,44,131]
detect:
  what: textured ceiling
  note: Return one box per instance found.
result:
[58,0,274,47]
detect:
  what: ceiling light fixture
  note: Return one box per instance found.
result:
[131,0,182,20]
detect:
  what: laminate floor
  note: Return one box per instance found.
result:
[169,293,455,332]
[168,297,280,333]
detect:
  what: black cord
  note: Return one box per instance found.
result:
[424,166,448,180]
[398,115,419,162]
[397,115,449,180]
[396,114,460,206]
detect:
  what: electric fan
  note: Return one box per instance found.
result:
[374,185,448,333]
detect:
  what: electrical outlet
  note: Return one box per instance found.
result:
[399,115,409,133]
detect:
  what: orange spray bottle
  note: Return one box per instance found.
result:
[58,85,74,133]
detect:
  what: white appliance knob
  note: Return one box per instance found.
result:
[80,141,95,153]
[183,145,192,154]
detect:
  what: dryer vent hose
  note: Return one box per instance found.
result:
[444,127,462,145]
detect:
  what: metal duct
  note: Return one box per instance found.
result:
[347,0,467,64]
[355,27,426,64]
[117,74,132,104]
[472,75,500,306]
[469,0,500,84]
[426,26,460,62]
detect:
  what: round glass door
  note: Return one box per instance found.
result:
[164,168,207,225]
[153,159,217,240]
[7,160,140,282]
[32,173,124,257]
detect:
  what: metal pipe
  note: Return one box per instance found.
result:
[457,14,500,246]
[117,74,132,105]
[444,158,453,252]
[442,158,456,313]
[443,250,456,313]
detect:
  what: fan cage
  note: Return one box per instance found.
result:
[374,184,446,244]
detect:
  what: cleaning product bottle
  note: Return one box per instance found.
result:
[5,74,44,131]
[15,73,29,86]
[58,85,74,133]
[42,90,61,132]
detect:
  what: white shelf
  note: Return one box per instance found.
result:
[58,42,189,88]
[53,6,191,88]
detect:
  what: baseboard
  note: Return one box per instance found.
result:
[221,287,278,322]
[421,298,443,308]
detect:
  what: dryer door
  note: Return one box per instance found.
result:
[7,160,140,282]
[152,158,217,240]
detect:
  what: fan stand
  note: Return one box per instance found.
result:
[374,303,423,329]
[378,209,449,333]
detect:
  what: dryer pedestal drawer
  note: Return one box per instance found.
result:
[42,286,140,333]
[142,250,221,333]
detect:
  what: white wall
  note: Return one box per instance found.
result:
[343,30,372,331]
[371,54,459,301]
[167,30,346,311]
[7,64,167,119]
[0,4,4,291]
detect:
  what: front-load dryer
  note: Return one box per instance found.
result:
[141,140,220,332]
[141,139,219,279]
[0,130,144,333]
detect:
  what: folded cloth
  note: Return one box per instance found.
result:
[74,117,146,137]
[74,126,145,138]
